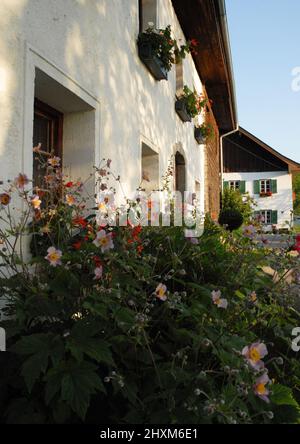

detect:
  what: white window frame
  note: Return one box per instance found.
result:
[229,180,241,191]
[260,179,271,194]
[259,210,272,225]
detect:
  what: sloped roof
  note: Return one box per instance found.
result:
[172,0,237,133]
[238,127,300,173]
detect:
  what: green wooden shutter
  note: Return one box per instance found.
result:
[271,179,278,194]
[271,210,278,224]
[223,181,229,190]
[254,180,260,194]
[253,210,261,221]
[239,181,246,194]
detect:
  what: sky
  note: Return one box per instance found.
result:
[226,0,300,162]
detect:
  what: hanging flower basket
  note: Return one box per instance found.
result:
[138,40,169,80]
[137,26,198,81]
[175,98,192,122]
[194,123,214,144]
[194,127,205,144]
[175,86,207,123]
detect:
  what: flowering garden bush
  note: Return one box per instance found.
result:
[0,158,300,424]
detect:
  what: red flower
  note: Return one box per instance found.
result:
[137,245,144,255]
[72,217,88,228]
[65,181,74,188]
[190,38,199,47]
[73,241,82,250]
[93,256,103,267]
[37,190,46,198]
[132,225,142,238]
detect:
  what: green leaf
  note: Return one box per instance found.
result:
[83,301,108,319]
[271,384,300,408]
[12,334,50,356]
[21,352,49,393]
[67,338,114,366]
[71,319,102,339]
[45,371,63,405]
[235,290,246,300]
[60,361,106,420]
[113,307,136,331]
[67,320,114,365]
[49,269,80,297]
[12,334,64,393]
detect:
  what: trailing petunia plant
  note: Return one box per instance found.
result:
[0,155,300,424]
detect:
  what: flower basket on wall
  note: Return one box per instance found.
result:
[175,86,207,123]
[175,98,192,122]
[138,26,198,82]
[260,192,273,198]
[138,40,169,81]
[194,127,205,144]
[194,123,214,144]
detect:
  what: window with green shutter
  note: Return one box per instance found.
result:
[271,179,278,194]
[254,210,276,225]
[271,210,278,224]
[226,180,246,193]
[239,181,246,194]
[253,180,260,194]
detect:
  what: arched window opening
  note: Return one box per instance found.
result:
[175,152,186,197]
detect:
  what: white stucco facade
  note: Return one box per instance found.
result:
[223,171,294,229]
[0,0,207,213]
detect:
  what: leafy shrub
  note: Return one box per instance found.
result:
[218,209,244,231]
[222,188,254,224]
[0,158,300,424]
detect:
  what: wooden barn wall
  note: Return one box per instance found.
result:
[223,135,288,173]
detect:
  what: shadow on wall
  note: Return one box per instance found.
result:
[0,0,195,199]
[0,0,29,181]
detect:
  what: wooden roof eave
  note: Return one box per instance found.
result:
[171,0,238,133]
[238,127,300,174]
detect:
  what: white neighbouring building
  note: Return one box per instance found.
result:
[0,0,237,220]
[223,127,300,231]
